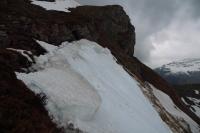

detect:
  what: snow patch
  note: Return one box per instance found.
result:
[7,48,33,62]
[17,39,172,133]
[31,0,80,12]
[35,40,57,53]
[195,90,199,95]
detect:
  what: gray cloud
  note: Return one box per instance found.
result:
[76,0,200,68]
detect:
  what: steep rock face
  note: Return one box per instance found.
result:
[69,6,135,56]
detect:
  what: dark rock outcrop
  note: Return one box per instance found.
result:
[0,49,33,72]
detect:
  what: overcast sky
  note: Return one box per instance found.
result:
[76,0,200,68]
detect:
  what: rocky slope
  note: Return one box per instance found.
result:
[174,84,200,120]
[0,0,200,133]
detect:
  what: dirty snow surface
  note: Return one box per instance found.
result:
[16,39,171,133]
[31,0,80,12]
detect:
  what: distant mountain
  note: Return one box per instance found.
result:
[155,58,200,85]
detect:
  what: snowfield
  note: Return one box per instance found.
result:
[16,39,172,133]
[31,0,80,12]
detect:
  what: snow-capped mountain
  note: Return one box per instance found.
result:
[155,58,200,85]
[0,0,200,133]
